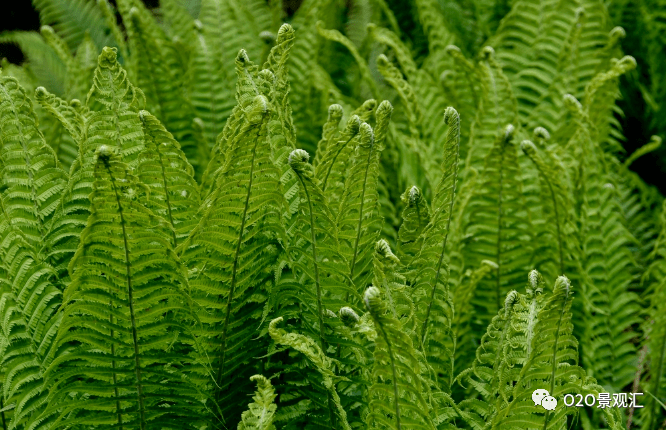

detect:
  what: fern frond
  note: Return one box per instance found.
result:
[337,102,392,300]
[269,317,352,430]
[179,93,282,427]
[564,94,641,393]
[138,110,200,248]
[0,196,62,430]
[314,113,361,201]
[520,138,573,280]
[121,5,207,176]
[40,146,203,430]
[640,199,666,430]
[364,286,436,430]
[237,375,277,430]
[397,186,430,264]
[199,49,260,196]
[462,123,533,340]
[85,46,145,166]
[32,0,114,52]
[493,276,583,429]
[33,145,201,429]
[0,75,67,250]
[409,107,460,392]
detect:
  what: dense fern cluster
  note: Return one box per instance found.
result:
[0,0,665,429]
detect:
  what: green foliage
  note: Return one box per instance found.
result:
[0,1,665,430]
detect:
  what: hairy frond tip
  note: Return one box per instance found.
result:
[376,54,390,68]
[376,99,393,117]
[95,144,116,162]
[359,99,378,115]
[345,114,362,135]
[248,95,270,120]
[236,49,251,65]
[554,275,572,295]
[288,148,310,166]
[504,290,519,316]
[99,46,118,68]
[445,45,461,55]
[444,106,459,124]
[533,126,550,142]
[359,122,374,147]
[615,55,637,73]
[481,46,495,59]
[138,109,150,121]
[277,23,295,42]
[520,140,537,155]
[328,104,344,122]
[325,309,338,318]
[364,285,382,313]
[376,239,399,264]
[34,86,48,99]
[408,185,421,204]
[563,94,583,112]
[339,307,360,327]
[193,19,203,31]
[528,269,545,294]
[503,124,515,141]
[610,26,626,41]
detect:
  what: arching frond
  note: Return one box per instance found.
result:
[0,75,67,250]
[178,94,282,428]
[40,147,203,429]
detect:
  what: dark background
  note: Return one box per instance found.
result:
[1,0,663,194]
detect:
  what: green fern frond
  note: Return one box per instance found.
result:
[284,148,351,345]
[462,123,534,341]
[0,195,62,430]
[238,375,278,430]
[364,285,436,430]
[563,93,641,393]
[0,75,67,250]
[137,110,201,247]
[337,102,392,300]
[520,138,573,280]
[85,46,145,166]
[397,186,430,263]
[41,146,203,430]
[32,0,114,52]
[493,276,583,429]
[121,5,207,176]
[407,107,459,391]
[269,317,352,430]
[640,199,666,430]
[179,94,282,427]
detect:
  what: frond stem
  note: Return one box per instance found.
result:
[214,125,260,412]
[321,135,358,191]
[295,172,336,428]
[542,285,569,430]
[104,158,146,430]
[155,141,178,248]
[376,320,402,430]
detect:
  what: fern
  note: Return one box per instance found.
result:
[237,375,278,430]
[39,146,203,429]
[1,2,664,429]
[178,93,282,427]
[0,75,67,249]
[364,285,436,430]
